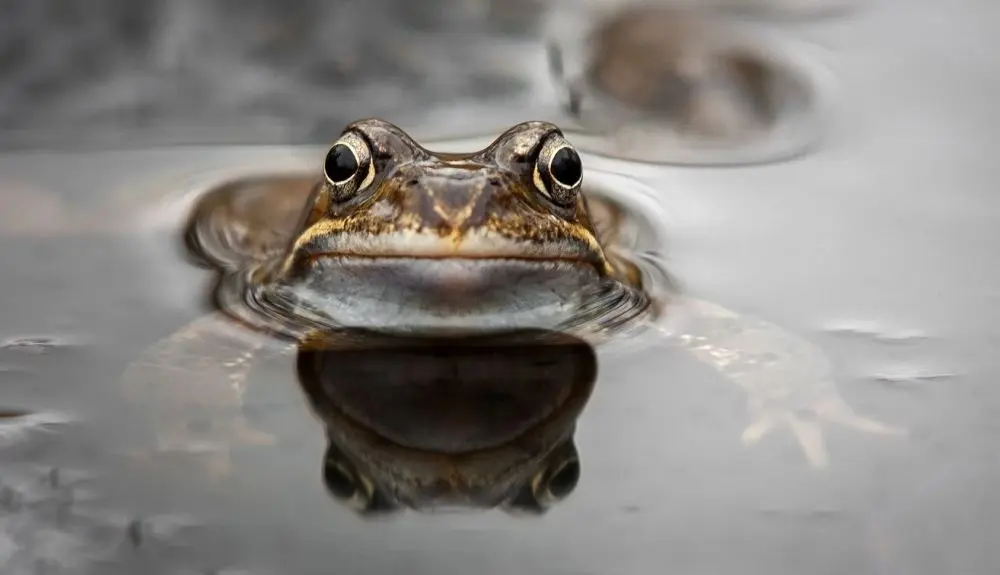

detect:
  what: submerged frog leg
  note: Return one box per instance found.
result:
[121,312,294,479]
[660,297,907,468]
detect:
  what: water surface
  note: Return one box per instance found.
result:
[1,0,998,574]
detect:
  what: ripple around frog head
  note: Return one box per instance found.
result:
[190,164,678,348]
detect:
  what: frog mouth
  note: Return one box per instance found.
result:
[303,256,599,300]
[299,236,604,306]
[295,228,609,271]
[271,228,614,332]
[271,237,607,333]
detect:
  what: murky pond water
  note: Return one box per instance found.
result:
[1,0,999,574]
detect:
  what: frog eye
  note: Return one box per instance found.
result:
[324,131,375,202]
[532,134,583,206]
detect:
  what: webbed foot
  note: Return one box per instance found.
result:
[741,392,907,468]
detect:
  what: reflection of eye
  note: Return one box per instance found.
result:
[323,450,376,512]
[324,460,358,499]
[533,133,583,207]
[532,455,581,505]
[503,441,581,515]
[544,458,581,500]
[323,131,375,202]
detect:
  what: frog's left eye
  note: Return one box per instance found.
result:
[533,134,583,206]
[324,131,375,202]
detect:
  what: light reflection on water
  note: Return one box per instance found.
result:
[0,133,941,573]
[0,123,982,575]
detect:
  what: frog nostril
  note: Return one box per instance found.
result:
[407,178,419,187]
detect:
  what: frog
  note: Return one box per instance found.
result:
[118,118,655,480]
[3,118,901,481]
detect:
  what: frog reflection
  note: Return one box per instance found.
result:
[295,329,596,514]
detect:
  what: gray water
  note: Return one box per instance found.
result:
[1,0,998,574]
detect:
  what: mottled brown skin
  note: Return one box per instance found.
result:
[236,118,651,335]
[278,118,615,280]
[184,172,642,293]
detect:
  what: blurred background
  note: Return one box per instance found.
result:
[0,0,839,156]
[0,0,554,148]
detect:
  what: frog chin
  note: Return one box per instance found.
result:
[277,256,603,334]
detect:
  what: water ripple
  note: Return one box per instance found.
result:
[188,167,678,347]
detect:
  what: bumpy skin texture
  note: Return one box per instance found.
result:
[279,119,614,280]
[255,118,644,334]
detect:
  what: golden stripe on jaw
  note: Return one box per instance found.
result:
[277,157,616,280]
[278,217,615,279]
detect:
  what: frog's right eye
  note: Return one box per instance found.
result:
[324,131,375,202]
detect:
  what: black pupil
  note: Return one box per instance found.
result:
[550,146,582,187]
[325,143,359,183]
